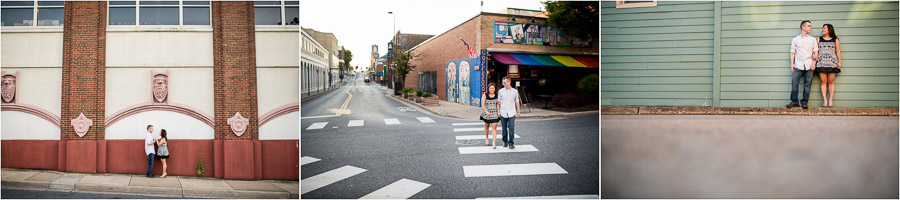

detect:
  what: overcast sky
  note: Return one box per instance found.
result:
[300,0,546,71]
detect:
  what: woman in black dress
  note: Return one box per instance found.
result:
[480,83,501,149]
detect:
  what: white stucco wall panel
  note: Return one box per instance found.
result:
[1,111,60,140]
[106,32,213,67]
[105,110,213,140]
[256,31,300,67]
[0,32,63,67]
[258,112,298,140]
[257,68,299,115]
[106,68,214,118]
[2,68,62,116]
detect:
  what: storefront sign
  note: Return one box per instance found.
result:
[494,21,592,47]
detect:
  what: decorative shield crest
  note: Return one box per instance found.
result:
[151,70,169,103]
[227,112,249,137]
[71,113,93,137]
[1,71,18,104]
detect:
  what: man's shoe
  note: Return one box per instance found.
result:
[801,103,808,109]
[503,142,508,147]
[509,144,515,149]
[786,102,799,108]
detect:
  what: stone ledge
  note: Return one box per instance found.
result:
[602,106,898,116]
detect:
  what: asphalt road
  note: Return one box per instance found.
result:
[300,74,599,199]
[602,114,899,198]
[1,188,187,199]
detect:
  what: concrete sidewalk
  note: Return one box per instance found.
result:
[1,168,298,199]
[602,106,899,116]
[378,87,598,120]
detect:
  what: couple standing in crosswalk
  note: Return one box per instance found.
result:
[480,77,521,149]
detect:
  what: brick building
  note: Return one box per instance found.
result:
[406,10,598,107]
[0,1,299,180]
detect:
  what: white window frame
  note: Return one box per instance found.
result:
[107,0,211,26]
[0,0,65,27]
[254,0,298,27]
[615,0,657,8]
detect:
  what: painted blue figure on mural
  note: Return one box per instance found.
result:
[446,62,457,103]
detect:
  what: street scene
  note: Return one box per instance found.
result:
[300,0,598,198]
[301,74,598,199]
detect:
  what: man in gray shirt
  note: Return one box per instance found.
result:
[498,77,521,149]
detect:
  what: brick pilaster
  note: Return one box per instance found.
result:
[212,1,258,141]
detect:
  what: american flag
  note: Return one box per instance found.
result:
[461,39,476,58]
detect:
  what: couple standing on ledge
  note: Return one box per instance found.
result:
[144,125,170,178]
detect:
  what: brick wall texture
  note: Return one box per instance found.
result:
[212,1,259,140]
[61,1,107,140]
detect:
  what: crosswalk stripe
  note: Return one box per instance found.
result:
[359,179,431,199]
[452,122,485,126]
[453,127,503,132]
[476,195,599,199]
[300,165,367,194]
[300,156,321,166]
[306,122,329,130]
[463,163,567,177]
[384,118,401,125]
[455,134,521,140]
[458,145,539,154]
[348,120,364,127]
[416,117,436,123]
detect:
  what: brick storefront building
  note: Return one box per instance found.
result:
[1,1,299,180]
[406,10,598,107]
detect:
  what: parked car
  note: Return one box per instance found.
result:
[365,77,370,82]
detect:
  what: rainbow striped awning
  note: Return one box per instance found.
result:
[492,53,598,68]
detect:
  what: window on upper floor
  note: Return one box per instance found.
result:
[108,1,210,26]
[616,0,657,8]
[254,1,298,26]
[1,1,64,26]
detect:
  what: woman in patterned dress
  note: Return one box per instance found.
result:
[480,83,501,149]
[816,24,842,107]
[155,129,170,177]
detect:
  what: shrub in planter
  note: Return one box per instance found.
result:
[551,92,586,108]
[415,90,423,97]
[422,93,439,106]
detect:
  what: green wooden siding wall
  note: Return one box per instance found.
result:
[601,1,900,107]
[601,1,716,106]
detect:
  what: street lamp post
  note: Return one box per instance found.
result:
[388,11,397,94]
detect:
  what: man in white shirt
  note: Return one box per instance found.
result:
[497,77,521,149]
[787,20,818,109]
[145,125,156,178]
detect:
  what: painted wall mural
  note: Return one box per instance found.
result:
[445,62,457,103]
[494,21,592,48]
[446,56,484,107]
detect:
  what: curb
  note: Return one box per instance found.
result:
[301,86,339,102]
[601,106,899,116]
[4,179,294,199]
[386,93,458,120]
[385,91,598,120]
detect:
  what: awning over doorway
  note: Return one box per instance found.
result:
[374,72,385,76]
[491,53,598,68]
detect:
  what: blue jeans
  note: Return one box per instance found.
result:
[500,116,516,144]
[790,70,813,104]
[146,153,155,177]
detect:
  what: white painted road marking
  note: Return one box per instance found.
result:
[458,145,539,154]
[306,122,329,130]
[453,127,503,132]
[300,115,340,119]
[300,156,321,166]
[359,179,431,199]
[416,117,436,123]
[384,118,401,125]
[300,165,367,194]
[455,134,520,140]
[476,195,599,199]
[452,122,485,126]
[348,120,364,127]
[463,163,567,177]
